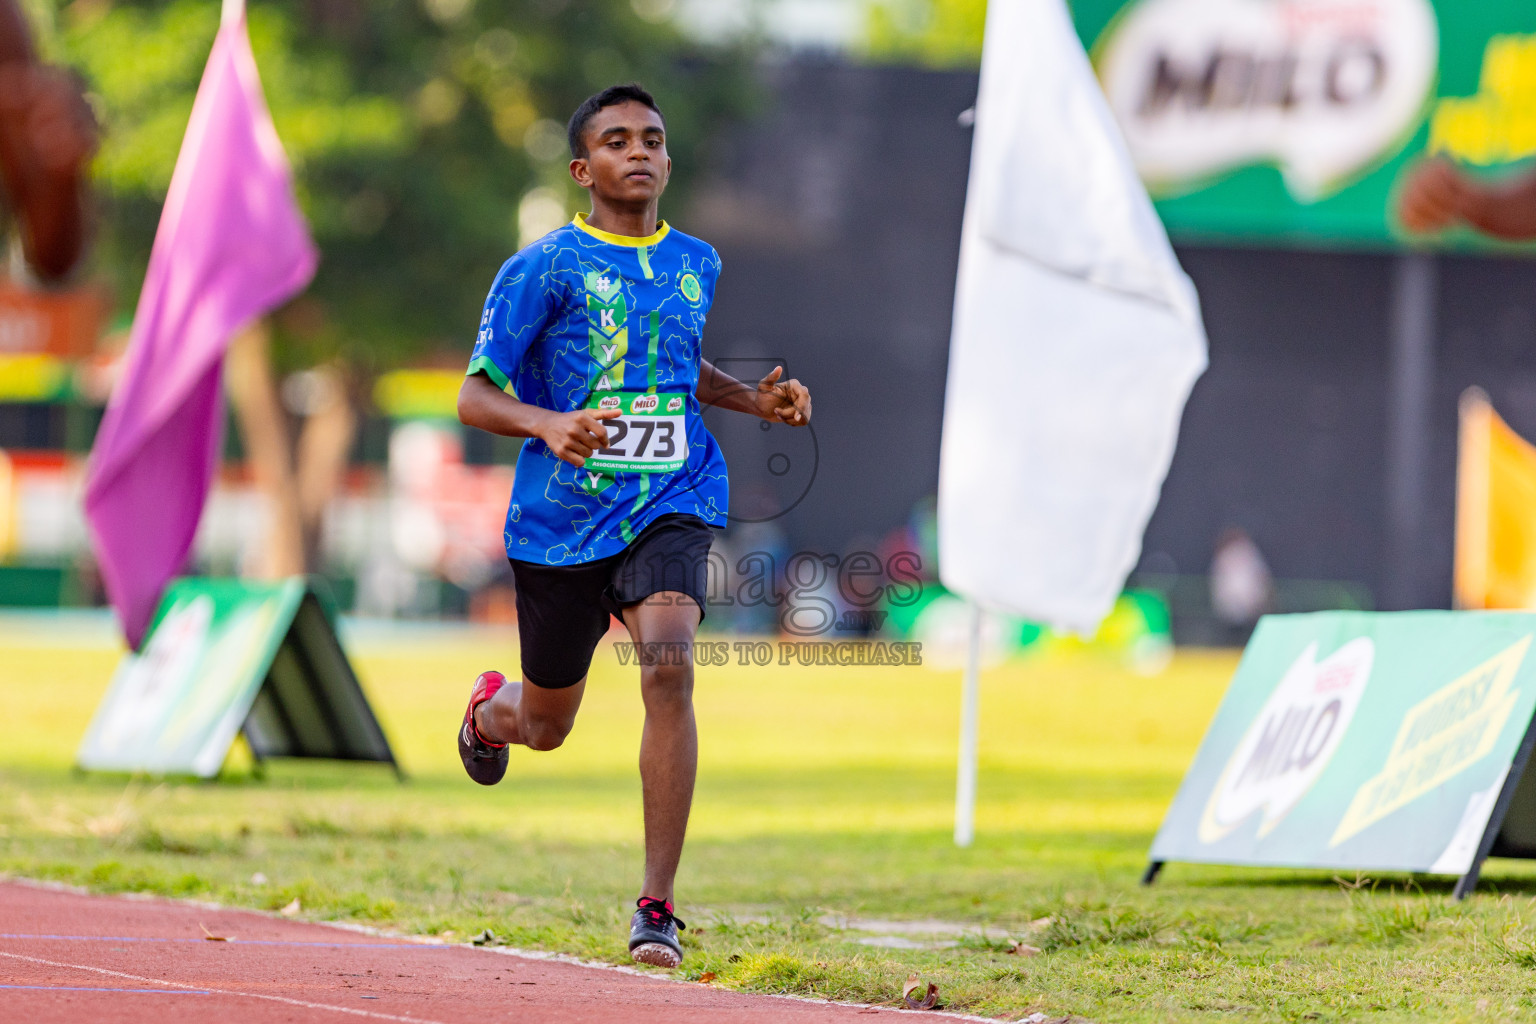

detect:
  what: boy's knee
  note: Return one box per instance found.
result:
[523,716,572,751]
[640,660,693,705]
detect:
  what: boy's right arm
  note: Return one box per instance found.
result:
[457,372,621,468]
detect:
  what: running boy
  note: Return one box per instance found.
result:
[455,84,811,968]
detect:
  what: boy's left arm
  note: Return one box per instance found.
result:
[697,358,811,426]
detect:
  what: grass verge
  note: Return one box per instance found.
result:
[3,616,1536,1022]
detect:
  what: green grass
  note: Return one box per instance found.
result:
[4,616,1536,1022]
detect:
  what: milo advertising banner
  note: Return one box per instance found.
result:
[77,578,399,779]
[1070,0,1536,248]
[1149,611,1536,896]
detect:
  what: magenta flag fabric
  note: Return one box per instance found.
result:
[84,8,317,648]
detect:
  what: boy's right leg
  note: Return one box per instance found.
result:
[458,672,586,784]
[458,555,613,785]
[476,675,586,751]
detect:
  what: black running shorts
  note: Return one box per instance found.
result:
[509,514,716,689]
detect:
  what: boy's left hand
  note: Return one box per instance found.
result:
[756,365,811,426]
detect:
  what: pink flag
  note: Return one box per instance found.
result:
[84,5,317,648]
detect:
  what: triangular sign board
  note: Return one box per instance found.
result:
[1143,611,1536,899]
[77,577,401,779]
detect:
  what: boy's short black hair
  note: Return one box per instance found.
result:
[567,83,665,158]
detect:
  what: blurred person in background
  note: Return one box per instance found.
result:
[717,483,789,633]
[1210,527,1273,641]
[454,84,811,969]
[0,0,96,282]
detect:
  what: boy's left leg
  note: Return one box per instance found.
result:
[621,591,701,966]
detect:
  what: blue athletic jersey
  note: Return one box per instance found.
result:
[466,214,728,565]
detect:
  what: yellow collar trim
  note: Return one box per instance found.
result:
[573,212,670,248]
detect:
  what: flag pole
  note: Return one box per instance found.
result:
[954,600,982,847]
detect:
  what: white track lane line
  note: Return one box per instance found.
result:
[0,949,451,1024]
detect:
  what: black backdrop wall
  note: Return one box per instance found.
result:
[691,58,1536,612]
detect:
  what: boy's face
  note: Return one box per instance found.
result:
[570,100,670,205]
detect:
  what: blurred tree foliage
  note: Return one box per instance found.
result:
[862,0,984,69]
[25,0,751,374]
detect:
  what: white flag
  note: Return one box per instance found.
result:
[937,0,1208,635]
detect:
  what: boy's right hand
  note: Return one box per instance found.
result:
[540,408,622,467]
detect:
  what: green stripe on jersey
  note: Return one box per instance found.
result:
[466,355,510,391]
[647,312,659,393]
[619,473,652,544]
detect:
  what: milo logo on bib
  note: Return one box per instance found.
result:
[630,395,660,414]
[667,396,683,412]
[598,396,621,410]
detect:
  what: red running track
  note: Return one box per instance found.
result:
[0,881,984,1023]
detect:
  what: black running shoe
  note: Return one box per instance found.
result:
[458,670,509,786]
[629,897,686,967]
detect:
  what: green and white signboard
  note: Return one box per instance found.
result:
[1148,611,1536,897]
[77,578,400,779]
[1070,0,1536,250]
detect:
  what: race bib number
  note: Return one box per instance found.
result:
[583,391,688,473]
